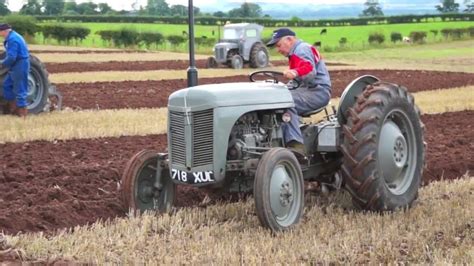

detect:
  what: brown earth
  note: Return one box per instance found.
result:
[44,59,349,73]
[0,111,472,236]
[56,70,474,111]
[31,50,149,54]
[45,59,292,73]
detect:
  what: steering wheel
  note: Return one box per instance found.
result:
[249,70,300,90]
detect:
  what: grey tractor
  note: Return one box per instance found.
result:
[206,23,269,69]
[121,71,425,233]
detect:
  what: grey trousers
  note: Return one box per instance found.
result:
[282,85,331,144]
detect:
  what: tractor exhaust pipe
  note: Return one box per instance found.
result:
[187,0,198,87]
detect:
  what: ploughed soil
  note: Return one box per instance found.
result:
[45,59,293,73]
[31,50,149,54]
[0,111,472,236]
[56,70,474,111]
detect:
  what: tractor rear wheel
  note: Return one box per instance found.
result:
[121,149,176,214]
[254,148,304,232]
[27,55,50,114]
[340,82,425,211]
[0,53,50,114]
[249,43,269,68]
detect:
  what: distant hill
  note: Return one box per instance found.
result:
[199,0,453,19]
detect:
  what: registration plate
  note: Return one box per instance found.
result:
[171,169,215,184]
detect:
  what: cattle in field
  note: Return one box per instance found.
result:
[403,36,411,43]
[320,28,327,35]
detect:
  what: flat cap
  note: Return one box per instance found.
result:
[266,28,296,47]
[0,23,11,31]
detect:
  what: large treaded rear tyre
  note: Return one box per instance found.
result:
[27,55,50,114]
[0,53,50,114]
[249,43,269,68]
[254,148,304,232]
[340,82,425,211]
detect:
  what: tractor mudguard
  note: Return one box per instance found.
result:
[337,75,380,124]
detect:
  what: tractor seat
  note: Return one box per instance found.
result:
[301,103,330,118]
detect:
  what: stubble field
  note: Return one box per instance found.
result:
[0,41,472,264]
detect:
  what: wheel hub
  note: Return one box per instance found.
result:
[27,74,38,100]
[394,136,407,167]
[279,181,293,207]
[270,166,294,218]
[378,109,417,196]
[379,120,407,184]
[256,50,267,66]
[138,179,156,203]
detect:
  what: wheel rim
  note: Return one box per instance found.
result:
[269,162,301,227]
[233,56,243,69]
[256,50,268,67]
[27,68,45,110]
[378,109,417,195]
[134,161,170,211]
[207,57,217,68]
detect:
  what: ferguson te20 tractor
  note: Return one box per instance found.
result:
[206,23,269,69]
[121,70,425,232]
[121,7,425,232]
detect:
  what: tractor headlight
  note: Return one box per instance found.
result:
[282,112,291,123]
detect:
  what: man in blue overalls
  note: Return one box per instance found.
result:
[267,28,332,154]
[0,23,30,117]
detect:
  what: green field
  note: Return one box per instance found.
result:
[34,21,474,53]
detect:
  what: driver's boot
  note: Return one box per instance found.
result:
[16,107,28,118]
[4,101,17,115]
[287,140,306,156]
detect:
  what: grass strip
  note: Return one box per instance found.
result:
[48,67,278,83]
[37,52,208,64]
[1,86,472,144]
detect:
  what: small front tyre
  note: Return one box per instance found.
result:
[231,54,243,69]
[121,149,176,214]
[206,56,218,68]
[254,148,304,232]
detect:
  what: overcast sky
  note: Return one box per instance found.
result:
[8,0,367,12]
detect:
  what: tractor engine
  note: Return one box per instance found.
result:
[227,111,282,160]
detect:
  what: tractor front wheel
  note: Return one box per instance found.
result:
[254,148,304,232]
[206,56,218,68]
[341,82,425,211]
[231,54,243,69]
[121,149,176,214]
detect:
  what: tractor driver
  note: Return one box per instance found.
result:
[0,23,30,117]
[266,28,331,154]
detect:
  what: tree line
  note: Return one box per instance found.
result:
[0,0,265,18]
[0,0,472,17]
[361,0,473,17]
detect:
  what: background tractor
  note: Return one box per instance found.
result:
[206,23,269,69]
[0,53,61,115]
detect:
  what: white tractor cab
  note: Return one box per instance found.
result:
[207,23,269,69]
